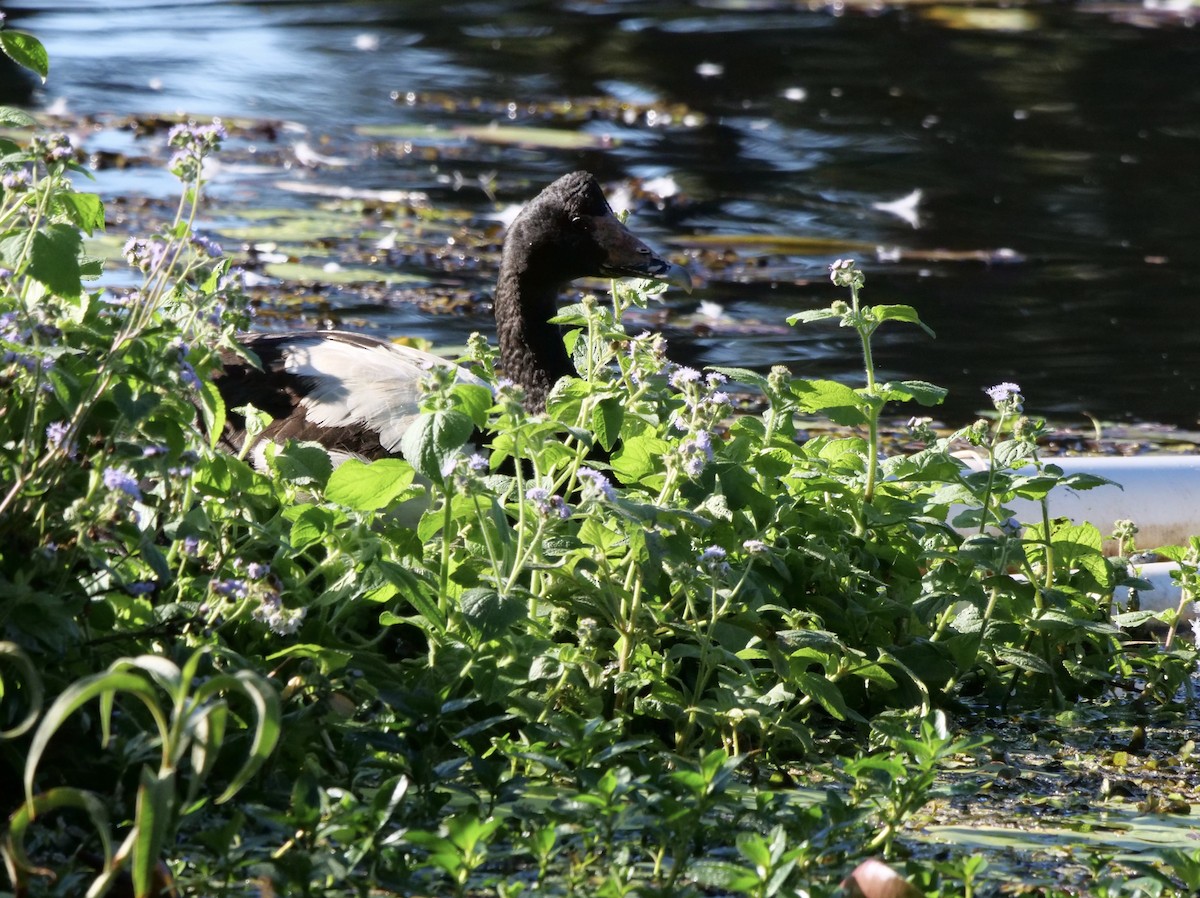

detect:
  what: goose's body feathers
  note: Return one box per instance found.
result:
[214,172,690,464]
[216,331,485,460]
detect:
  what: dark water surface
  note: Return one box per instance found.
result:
[6,0,1200,427]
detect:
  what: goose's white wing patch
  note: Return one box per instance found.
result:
[279,337,487,452]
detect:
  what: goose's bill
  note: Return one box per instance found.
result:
[593,214,694,294]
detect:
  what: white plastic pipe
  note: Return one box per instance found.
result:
[955,454,1200,616]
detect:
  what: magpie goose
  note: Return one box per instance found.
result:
[213,171,691,462]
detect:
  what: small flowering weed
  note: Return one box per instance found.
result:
[2,36,1194,898]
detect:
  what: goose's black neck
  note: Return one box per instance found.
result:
[489,171,687,414]
[493,257,575,414]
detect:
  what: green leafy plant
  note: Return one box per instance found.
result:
[5,649,279,898]
[3,28,1197,898]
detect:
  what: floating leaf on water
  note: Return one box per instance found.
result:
[669,234,877,254]
[216,208,391,243]
[461,124,616,150]
[274,180,429,206]
[262,261,428,286]
[359,121,614,150]
[388,91,707,128]
[920,6,1042,31]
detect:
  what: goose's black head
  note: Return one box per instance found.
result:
[503,171,692,292]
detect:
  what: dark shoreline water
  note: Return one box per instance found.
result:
[5,0,1199,428]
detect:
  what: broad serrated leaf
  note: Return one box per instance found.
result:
[28,224,83,297]
[326,458,417,511]
[878,379,947,407]
[993,438,1036,470]
[452,381,494,426]
[994,646,1052,675]
[0,31,49,81]
[874,303,936,337]
[289,505,333,549]
[610,431,668,483]
[56,191,105,234]
[791,378,867,425]
[399,408,474,481]
[0,105,36,127]
[787,307,844,325]
[591,396,624,451]
[271,442,334,487]
[459,587,526,637]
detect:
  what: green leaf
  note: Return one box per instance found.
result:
[591,396,624,451]
[326,458,418,511]
[272,442,334,487]
[452,382,494,426]
[5,788,115,895]
[0,105,36,127]
[993,439,1036,470]
[0,31,49,82]
[28,224,84,297]
[787,308,844,326]
[132,767,174,898]
[56,192,106,235]
[289,505,334,549]
[207,671,281,803]
[874,303,936,337]
[197,379,227,451]
[0,641,43,739]
[610,431,668,483]
[878,379,947,407]
[24,670,164,809]
[791,378,867,425]
[792,670,863,722]
[994,646,1052,675]
[708,366,771,390]
[399,408,475,481]
[460,587,526,637]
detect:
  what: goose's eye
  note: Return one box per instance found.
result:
[570,216,589,232]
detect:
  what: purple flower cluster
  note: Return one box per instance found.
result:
[698,545,730,575]
[668,367,729,479]
[169,449,199,479]
[245,561,270,579]
[0,311,55,379]
[189,233,223,259]
[102,466,142,502]
[123,237,169,273]
[577,467,616,503]
[829,258,863,289]
[669,366,701,389]
[45,420,76,457]
[679,429,714,478]
[169,339,200,389]
[31,133,74,165]
[526,485,571,520]
[252,592,306,636]
[1,169,30,192]
[627,330,669,386]
[167,120,226,181]
[212,578,249,599]
[985,382,1022,409]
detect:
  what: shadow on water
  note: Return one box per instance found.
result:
[8,0,1200,428]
